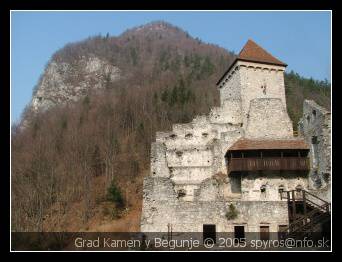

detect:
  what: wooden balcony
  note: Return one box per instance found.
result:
[227,157,310,174]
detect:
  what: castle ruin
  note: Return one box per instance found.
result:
[141,40,331,241]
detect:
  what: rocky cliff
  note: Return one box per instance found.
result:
[31,56,121,112]
[26,21,234,118]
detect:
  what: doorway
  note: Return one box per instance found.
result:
[234,225,245,243]
[260,226,270,241]
[203,224,216,244]
[231,173,242,193]
[278,225,288,240]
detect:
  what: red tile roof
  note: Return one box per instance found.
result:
[227,138,310,151]
[237,39,287,66]
[216,39,287,85]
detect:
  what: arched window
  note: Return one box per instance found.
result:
[278,185,285,199]
[295,185,303,191]
[260,185,267,199]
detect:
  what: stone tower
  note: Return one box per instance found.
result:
[217,39,293,139]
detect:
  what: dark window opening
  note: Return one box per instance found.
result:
[177,189,186,198]
[312,110,316,117]
[323,173,330,183]
[278,185,285,194]
[234,226,245,244]
[176,151,183,157]
[312,136,318,144]
[203,224,216,244]
[260,226,270,241]
[260,185,266,193]
[185,133,193,139]
[307,115,310,123]
[278,225,288,240]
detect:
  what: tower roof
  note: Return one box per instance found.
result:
[237,39,286,66]
[216,39,287,85]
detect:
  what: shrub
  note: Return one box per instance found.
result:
[225,204,238,220]
[107,180,125,209]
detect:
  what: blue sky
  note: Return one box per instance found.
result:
[11,11,331,123]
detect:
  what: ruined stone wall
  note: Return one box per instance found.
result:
[209,99,242,125]
[298,100,331,201]
[240,171,309,201]
[149,98,245,201]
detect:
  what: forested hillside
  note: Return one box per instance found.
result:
[11,21,330,232]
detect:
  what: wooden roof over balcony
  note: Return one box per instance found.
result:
[228,138,310,151]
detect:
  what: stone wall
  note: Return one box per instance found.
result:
[245,98,293,139]
[141,176,288,235]
[240,171,308,201]
[219,65,242,105]
[298,100,331,201]
[238,61,287,126]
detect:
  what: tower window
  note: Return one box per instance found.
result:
[177,189,186,198]
[202,133,208,138]
[185,133,193,139]
[176,151,183,157]
[260,185,266,193]
[261,82,267,95]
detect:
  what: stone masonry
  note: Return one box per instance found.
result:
[298,100,331,201]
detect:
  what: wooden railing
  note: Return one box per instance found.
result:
[228,157,310,174]
[279,189,331,235]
